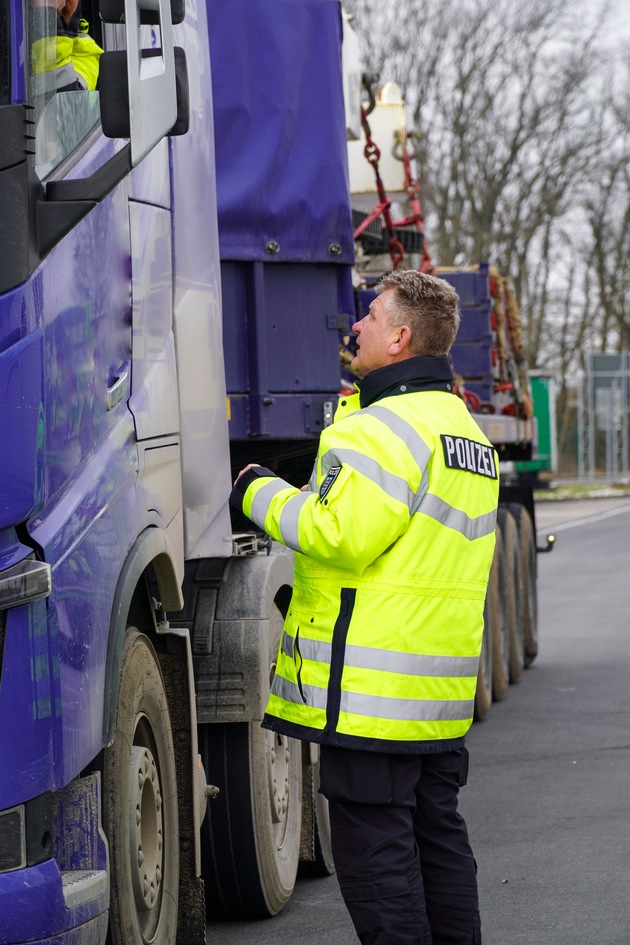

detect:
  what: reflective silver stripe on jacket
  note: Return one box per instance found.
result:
[271,674,473,721]
[341,690,474,722]
[361,404,433,473]
[281,633,478,677]
[277,491,311,553]
[345,645,479,677]
[362,404,434,512]
[250,480,314,553]
[250,478,291,530]
[281,633,328,662]
[319,448,413,507]
[271,674,328,709]
[55,61,88,90]
[315,404,495,540]
[317,408,437,519]
[419,494,497,541]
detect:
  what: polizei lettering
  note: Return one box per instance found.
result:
[440,435,497,479]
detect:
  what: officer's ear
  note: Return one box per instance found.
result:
[388,324,413,357]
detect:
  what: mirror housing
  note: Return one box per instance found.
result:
[99,0,189,164]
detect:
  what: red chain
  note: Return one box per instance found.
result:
[359,108,405,270]
[397,133,434,274]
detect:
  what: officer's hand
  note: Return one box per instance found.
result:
[234,463,261,486]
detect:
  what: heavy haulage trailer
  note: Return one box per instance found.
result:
[0,1,548,943]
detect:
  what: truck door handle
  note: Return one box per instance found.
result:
[106,367,129,411]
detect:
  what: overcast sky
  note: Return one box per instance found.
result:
[602,0,630,47]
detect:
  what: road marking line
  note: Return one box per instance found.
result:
[537,502,630,534]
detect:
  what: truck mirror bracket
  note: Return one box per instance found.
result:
[37,145,132,257]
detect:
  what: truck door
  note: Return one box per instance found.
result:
[0,0,186,787]
[15,0,138,787]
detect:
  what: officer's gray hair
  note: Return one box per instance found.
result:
[376,269,460,356]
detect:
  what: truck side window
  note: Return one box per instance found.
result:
[27,0,104,178]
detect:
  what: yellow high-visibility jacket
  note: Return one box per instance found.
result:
[32,16,103,91]
[231,356,499,753]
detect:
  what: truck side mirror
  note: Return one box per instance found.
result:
[99,0,189,164]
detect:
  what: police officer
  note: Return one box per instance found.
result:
[231,269,499,945]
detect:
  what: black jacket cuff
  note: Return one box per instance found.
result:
[229,466,277,512]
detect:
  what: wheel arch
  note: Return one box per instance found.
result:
[215,551,294,720]
[190,550,294,725]
[102,527,207,944]
[215,550,294,621]
[103,525,184,746]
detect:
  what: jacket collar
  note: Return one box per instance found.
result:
[357,356,454,409]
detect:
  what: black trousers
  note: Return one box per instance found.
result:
[318,745,481,945]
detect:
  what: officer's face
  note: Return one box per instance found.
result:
[351,289,402,378]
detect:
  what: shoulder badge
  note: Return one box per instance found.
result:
[319,465,342,502]
[441,435,497,479]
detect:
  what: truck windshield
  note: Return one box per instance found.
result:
[26,0,101,178]
[0,0,9,106]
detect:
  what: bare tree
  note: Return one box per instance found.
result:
[584,147,630,352]
[344,0,629,394]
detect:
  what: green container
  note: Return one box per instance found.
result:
[516,374,557,474]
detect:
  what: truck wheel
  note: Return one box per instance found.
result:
[199,603,302,918]
[474,572,494,719]
[509,503,538,667]
[498,507,524,683]
[299,744,335,876]
[491,524,510,700]
[103,631,179,945]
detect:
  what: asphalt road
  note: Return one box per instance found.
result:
[207,497,630,945]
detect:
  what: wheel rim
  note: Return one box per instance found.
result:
[267,730,291,830]
[128,730,164,941]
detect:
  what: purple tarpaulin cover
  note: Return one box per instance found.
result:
[207,0,355,265]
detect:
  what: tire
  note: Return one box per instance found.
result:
[299,743,335,876]
[490,524,510,701]
[509,503,538,667]
[199,603,302,918]
[104,631,179,945]
[474,570,494,720]
[498,506,524,683]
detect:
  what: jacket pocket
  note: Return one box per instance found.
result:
[294,626,307,704]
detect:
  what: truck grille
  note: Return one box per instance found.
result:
[0,805,26,872]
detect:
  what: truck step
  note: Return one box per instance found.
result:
[61,869,108,908]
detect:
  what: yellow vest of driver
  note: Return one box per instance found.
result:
[32,19,103,91]
[242,380,499,753]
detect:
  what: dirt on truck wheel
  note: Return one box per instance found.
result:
[498,507,524,684]
[199,602,302,919]
[489,524,510,701]
[474,581,494,719]
[103,630,180,945]
[508,502,538,667]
